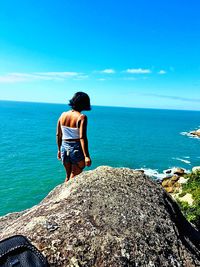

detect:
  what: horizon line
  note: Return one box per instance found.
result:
[0,98,200,112]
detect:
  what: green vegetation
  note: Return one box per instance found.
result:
[177,171,200,230]
[178,191,186,198]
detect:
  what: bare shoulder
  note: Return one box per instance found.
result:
[80,114,87,121]
[60,111,69,119]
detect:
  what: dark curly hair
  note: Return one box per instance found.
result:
[69,92,91,111]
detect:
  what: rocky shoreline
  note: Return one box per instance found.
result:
[0,166,200,266]
[159,166,200,204]
[161,167,190,194]
[159,166,200,231]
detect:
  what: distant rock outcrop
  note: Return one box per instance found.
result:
[189,129,200,138]
[0,166,200,266]
[161,167,187,194]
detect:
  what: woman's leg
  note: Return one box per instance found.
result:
[70,160,85,179]
[63,162,72,182]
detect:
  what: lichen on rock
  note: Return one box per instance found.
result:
[0,166,200,266]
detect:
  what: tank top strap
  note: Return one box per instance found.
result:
[76,114,83,128]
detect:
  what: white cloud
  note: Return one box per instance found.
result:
[98,78,107,81]
[145,93,200,103]
[0,73,31,83]
[0,68,167,84]
[100,69,115,74]
[158,70,167,75]
[35,72,79,77]
[123,77,137,81]
[0,72,81,83]
[125,68,151,74]
[74,75,89,80]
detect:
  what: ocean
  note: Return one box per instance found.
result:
[0,100,200,216]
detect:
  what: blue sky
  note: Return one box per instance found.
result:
[0,0,200,110]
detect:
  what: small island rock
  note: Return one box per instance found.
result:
[189,129,200,138]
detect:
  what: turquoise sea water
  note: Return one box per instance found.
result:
[0,100,200,216]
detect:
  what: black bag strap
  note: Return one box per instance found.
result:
[0,235,48,266]
[0,235,29,257]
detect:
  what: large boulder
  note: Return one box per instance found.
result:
[0,166,200,266]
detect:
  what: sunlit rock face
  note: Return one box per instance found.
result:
[0,166,200,266]
[189,129,200,137]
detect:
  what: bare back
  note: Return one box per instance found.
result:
[60,110,82,128]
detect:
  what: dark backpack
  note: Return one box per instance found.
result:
[0,235,49,267]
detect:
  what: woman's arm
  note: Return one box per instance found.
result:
[79,115,91,166]
[56,118,62,160]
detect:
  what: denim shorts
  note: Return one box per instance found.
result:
[61,141,84,164]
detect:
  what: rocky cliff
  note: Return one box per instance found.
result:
[0,166,200,266]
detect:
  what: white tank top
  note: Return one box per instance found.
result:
[61,114,82,140]
[61,126,80,139]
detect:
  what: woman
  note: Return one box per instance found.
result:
[56,92,92,182]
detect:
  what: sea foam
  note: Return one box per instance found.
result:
[172,157,191,165]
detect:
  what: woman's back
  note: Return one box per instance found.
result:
[60,110,83,128]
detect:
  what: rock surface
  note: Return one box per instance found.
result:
[192,166,200,173]
[0,166,200,266]
[189,129,200,138]
[161,168,187,194]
